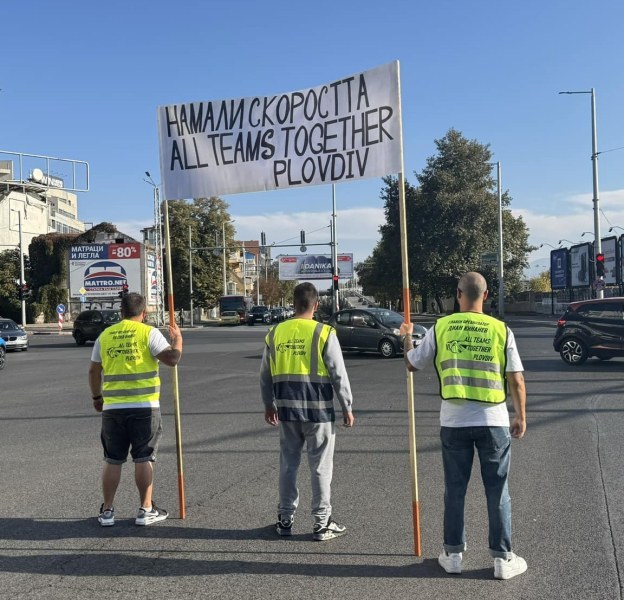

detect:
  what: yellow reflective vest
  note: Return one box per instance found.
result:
[434,312,507,403]
[99,320,160,409]
[265,318,334,422]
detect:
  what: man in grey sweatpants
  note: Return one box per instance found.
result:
[260,282,355,541]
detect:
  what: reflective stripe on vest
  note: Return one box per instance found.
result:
[434,313,507,404]
[100,320,160,408]
[265,319,334,422]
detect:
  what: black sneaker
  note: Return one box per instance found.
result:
[313,517,346,541]
[98,504,115,527]
[275,514,294,536]
[135,503,168,526]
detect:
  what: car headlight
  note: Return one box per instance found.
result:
[391,328,401,336]
[19,335,28,340]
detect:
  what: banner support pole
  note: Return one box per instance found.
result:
[396,61,422,557]
[162,196,186,519]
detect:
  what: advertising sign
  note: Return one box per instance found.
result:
[69,243,141,298]
[600,236,618,285]
[550,249,568,290]
[157,62,401,200]
[146,252,158,305]
[278,254,354,281]
[569,243,591,288]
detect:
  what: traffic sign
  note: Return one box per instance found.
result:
[56,304,66,314]
[79,286,87,295]
[592,278,605,291]
[481,252,498,267]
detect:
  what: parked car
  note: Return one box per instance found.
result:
[220,310,241,326]
[0,337,6,369]
[246,306,271,325]
[270,307,287,322]
[72,309,121,345]
[553,297,624,365]
[327,308,426,358]
[0,318,29,351]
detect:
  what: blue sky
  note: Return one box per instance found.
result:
[3,0,624,276]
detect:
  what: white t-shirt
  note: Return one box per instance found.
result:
[406,321,524,428]
[91,327,171,363]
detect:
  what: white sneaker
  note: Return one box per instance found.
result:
[438,550,462,574]
[494,553,527,580]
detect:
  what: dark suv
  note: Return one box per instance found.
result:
[73,309,121,345]
[553,297,624,365]
[246,306,271,325]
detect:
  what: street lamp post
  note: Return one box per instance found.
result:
[10,209,26,326]
[188,225,193,327]
[144,173,165,326]
[559,88,602,297]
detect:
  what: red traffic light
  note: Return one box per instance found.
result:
[596,253,605,277]
[332,275,339,282]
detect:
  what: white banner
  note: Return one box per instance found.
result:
[157,62,402,200]
[279,254,353,281]
[600,236,617,285]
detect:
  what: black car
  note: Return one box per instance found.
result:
[246,306,271,325]
[270,307,287,322]
[553,297,624,365]
[327,308,427,358]
[72,309,121,345]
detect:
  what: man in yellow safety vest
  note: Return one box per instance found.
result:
[88,293,182,527]
[400,272,527,580]
[260,282,355,541]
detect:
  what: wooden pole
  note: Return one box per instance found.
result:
[396,61,422,557]
[162,197,186,519]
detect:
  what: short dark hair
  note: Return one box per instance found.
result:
[121,293,146,318]
[293,282,318,313]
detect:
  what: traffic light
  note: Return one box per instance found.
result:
[332,274,339,291]
[596,253,605,277]
[260,231,266,247]
[300,230,306,244]
[19,283,30,300]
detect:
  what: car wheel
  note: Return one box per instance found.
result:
[379,338,397,359]
[0,348,5,370]
[74,332,86,346]
[559,337,588,366]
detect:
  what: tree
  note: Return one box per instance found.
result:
[358,129,534,307]
[0,249,23,321]
[165,197,235,310]
[256,260,297,306]
[529,270,551,292]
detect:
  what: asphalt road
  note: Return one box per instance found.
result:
[0,317,623,599]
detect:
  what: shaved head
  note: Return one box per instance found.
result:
[458,272,488,302]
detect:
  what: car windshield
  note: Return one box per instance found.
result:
[367,309,404,327]
[252,307,268,313]
[0,320,19,330]
[102,311,121,324]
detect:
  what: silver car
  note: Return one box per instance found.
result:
[0,319,29,351]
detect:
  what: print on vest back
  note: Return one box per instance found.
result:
[276,338,307,356]
[446,320,493,362]
[107,330,142,361]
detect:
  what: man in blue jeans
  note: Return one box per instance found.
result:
[400,272,527,580]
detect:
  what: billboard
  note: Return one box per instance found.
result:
[278,254,353,281]
[569,243,591,288]
[146,252,158,305]
[600,236,618,285]
[550,248,569,290]
[157,62,401,200]
[69,243,142,298]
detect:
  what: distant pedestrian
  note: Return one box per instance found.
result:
[260,282,354,541]
[179,308,185,327]
[431,301,436,314]
[400,272,527,580]
[89,293,183,527]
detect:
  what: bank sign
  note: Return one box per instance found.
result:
[69,243,141,298]
[278,254,353,281]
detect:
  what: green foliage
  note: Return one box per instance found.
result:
[257,261,297,305]
[0,249,23,320]
[165,198,236,309]
[529,270,552,292]
[357,129,535,304]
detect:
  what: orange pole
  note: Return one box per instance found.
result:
[162,197,186,519]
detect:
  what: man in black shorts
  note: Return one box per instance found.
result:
[88,293,183,526]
